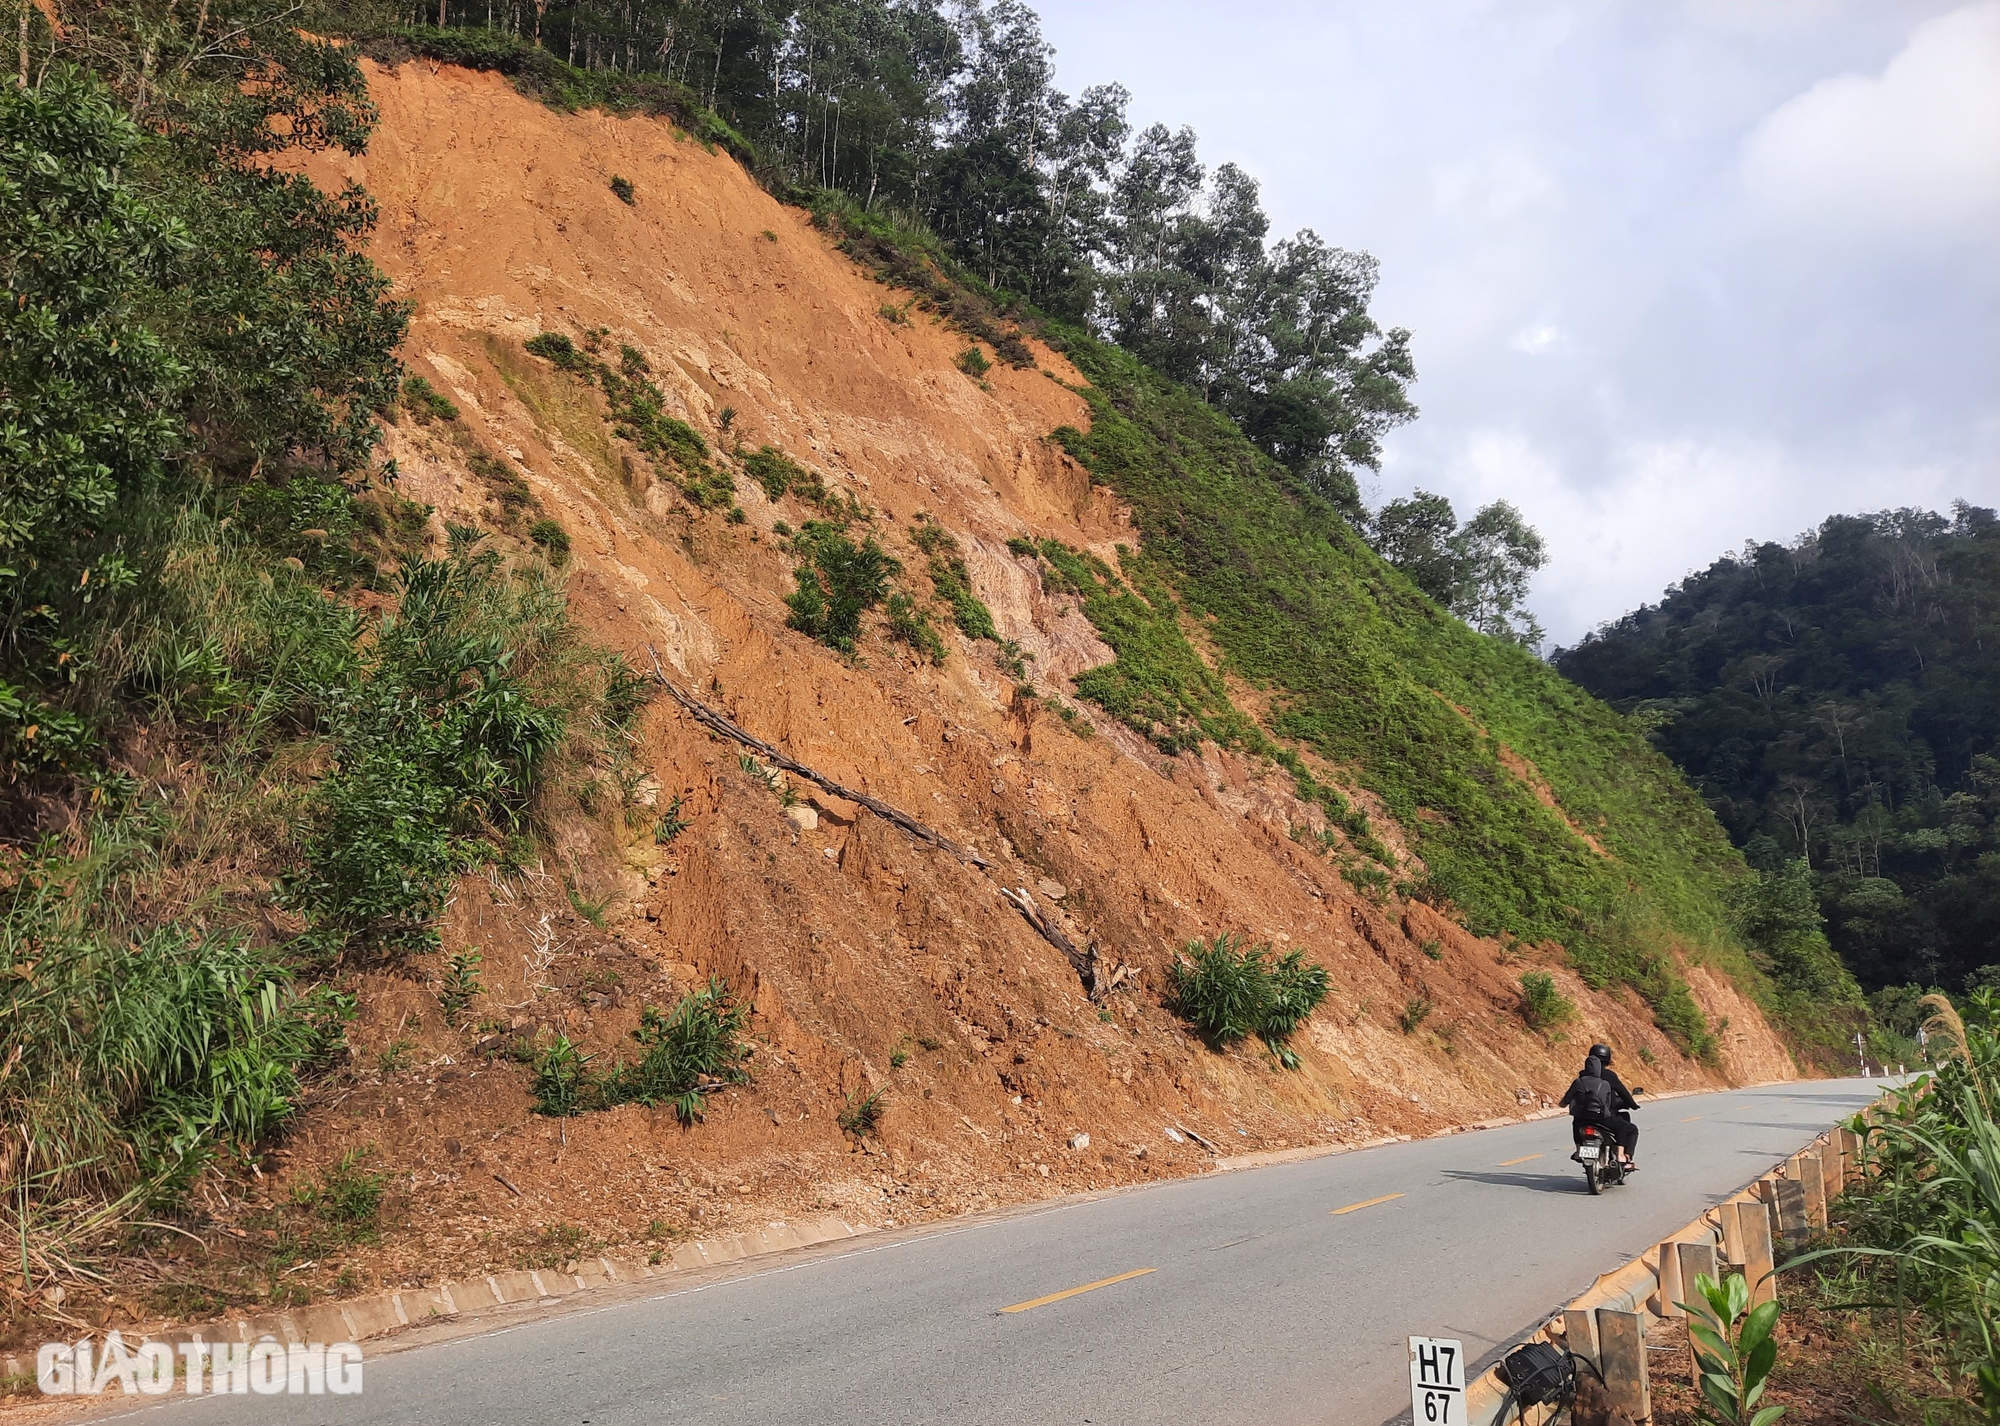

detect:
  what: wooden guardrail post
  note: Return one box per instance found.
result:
[1563,1307,1600,1372]
[1837,1126,1862,1183]
[1819,1136,1845,1205]
[1738,1196,1778,1306]
[1596,1309,1651,1423]
[1717,1202,1747,1270]
[1676,1241,1718,1302]
[1656,1239,1685,1319]
[1770,1166,1810,1245]
[1799,1147,1828,1231]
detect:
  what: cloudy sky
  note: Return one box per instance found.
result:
[1033,0,2000,645]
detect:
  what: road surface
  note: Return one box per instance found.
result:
[87,1077,1884,1426]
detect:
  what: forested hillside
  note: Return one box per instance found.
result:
[1558,506,2000,1000]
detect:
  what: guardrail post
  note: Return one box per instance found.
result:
[1562,1307,1600,1371]
[1818,1136,1844,1206]
[1595,1309,1651,1423]
[1717,1202,1746,1269]
[1739,1192,1777,1307]
[1837,1127,1861,1183]
[1675,1240,1718,1306]
[1656,1239,1684,1319]
[1799,1147,1827,1231]
[1771,1167,1810,1245]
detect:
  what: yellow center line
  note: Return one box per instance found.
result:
[1000,1268,1155,1314]
[1497,1153,1543,1167]
[1682,1115,1703,1122]
[1331,1192,1405,1215]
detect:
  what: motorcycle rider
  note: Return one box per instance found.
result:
[1588,1043,1640,1123]
[1559,1055,1638,1169]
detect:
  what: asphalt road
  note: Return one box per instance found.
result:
[88,1077,1885,1426]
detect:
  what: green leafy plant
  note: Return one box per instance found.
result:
[401,373,460,422]
[1166,933,1328,1067]
[1678,1270,1784,1426]
[886,591,946,665]
[1399,997,1434,1034]
[531,1034,595,1118]
[605,979,753,1124]
[440,950,484,1026]
[956,346,991,378]
[527,517,570,564]
[786,522,897,654]
[609,175,635,204]
[1518,972,1577,1033]
[839,1088,886,1139]
[291,1148,388,1242]
[655,794,691,844]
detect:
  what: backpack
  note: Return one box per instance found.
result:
[1566,1074,1612,1119]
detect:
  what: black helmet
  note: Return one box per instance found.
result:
[1589,1042,1613,1065]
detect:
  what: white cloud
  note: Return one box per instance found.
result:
[1741,2,2000,245]
[1509,323,1565,355]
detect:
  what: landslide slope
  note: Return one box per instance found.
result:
[250,59,1796,1297]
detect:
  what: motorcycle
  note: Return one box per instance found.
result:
[1571,1090,1642,1195]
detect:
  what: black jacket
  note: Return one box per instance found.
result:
[1559,1073,1611,1119]
[1598,1066,1638,1114]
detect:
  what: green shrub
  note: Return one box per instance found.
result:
[956,346,991,378]
[531,1034,594,1117]
[291,1148,388,1241]
[401,373,459,422]
[886,591,946,665]
[786,522,897,654]
[1399,997,1434,1034]
[605,979,752,1124]
[1166,933,1328,1067]
[743,445,821,502]
[839,1088,886,1138]
[1518,971,1577,1033]
[289,552,570,959]
[527,517,570,563]
[911,517,998,641]
[440,950,483,1026]
[609,175,635,204]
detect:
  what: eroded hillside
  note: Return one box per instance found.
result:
[202,58,1799,1301]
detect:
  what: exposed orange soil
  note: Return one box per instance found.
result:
[36,60,1801,1335]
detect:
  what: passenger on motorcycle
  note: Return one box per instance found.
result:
[1559,1055,1638,1168]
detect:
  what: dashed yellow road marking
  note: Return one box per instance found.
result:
[1000,1268,1155,1314]
[1331,1193,1405,1215]
[1682,1115,1703,1122]
[1497,1153,1543,1167]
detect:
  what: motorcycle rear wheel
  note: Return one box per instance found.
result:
[1583,1162,1601,1195]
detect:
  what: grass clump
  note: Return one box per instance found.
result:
[401,373,460,423]
[605,979,753,1124]
[839,1089,886,1139]
[1166,933,1330,1068]
[1398,997,1435,1034]
[527,517,570,564]
[786,521,897,654]
[609,175,635,204]
[530,981,753,1125]
[742,445,823,503]
[885,591,946,665]
[1517,971,1577,1034]
[290,1148,388,1242]
[439,950,483,1026]
[911,515,998,641]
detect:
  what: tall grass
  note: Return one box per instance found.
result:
[1827,992,2000,1421]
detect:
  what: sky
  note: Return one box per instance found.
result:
[1031,0,2000,645]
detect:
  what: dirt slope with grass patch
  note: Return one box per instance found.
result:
[28,58,1799,1339]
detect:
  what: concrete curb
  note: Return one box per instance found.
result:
[1460,1097,1883,1425]
[0,1213,874,1387]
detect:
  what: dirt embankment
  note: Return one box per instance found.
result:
[210,61,1798,1305]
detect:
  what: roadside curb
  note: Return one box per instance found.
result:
[0,1213,875,1388]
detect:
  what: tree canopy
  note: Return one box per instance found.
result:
[1556,504,2000,994]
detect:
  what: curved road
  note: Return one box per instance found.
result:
[90,1077,1883,1426]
